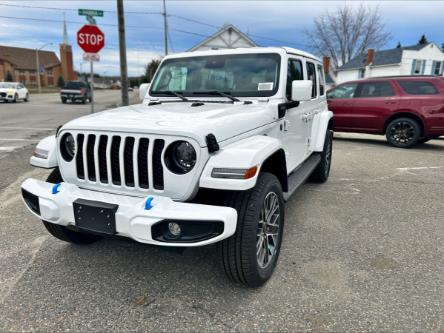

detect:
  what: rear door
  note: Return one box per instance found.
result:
[326,83,358,130]
[352,81,398,132]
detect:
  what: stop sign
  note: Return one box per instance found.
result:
[77,25,105,53]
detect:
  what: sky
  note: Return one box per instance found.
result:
[0,0,443,76]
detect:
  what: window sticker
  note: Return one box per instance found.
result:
[258,82,274,91]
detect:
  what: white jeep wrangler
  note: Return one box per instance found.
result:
[21,47,333,287]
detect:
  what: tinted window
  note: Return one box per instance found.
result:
[306,62,317,98]
[317,64,325,96]
[398,81,439,95]
[65,81,85,89]
[286,59,303,100]
[357,82,394,98]
[327,83,357,99]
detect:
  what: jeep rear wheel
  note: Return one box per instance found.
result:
[219,172,284,287]
[310,129,333,183]
[43,168,102,245]
[386,117,421,148]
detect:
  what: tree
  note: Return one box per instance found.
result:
[418,34,428,45]
[5,71,13,82]
[144,59,161,82]
[396,42,402,48]
[57,76,65,88]
[307,4,391,68]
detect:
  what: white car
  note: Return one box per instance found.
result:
[0,82,29,103]
[21,47,333,287]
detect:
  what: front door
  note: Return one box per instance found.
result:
[326,82,358,131]
[282,58,309,172]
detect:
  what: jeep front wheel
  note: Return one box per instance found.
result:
[43,168,102,245]
[219,172,284,287]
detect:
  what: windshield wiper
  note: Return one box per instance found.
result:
[157,90,189,101]
[192,90,240,102]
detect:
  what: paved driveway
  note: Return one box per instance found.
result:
[0,95,443,331]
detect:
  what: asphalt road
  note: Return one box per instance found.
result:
[0,96,443,331]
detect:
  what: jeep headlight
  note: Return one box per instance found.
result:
[165,140,196,174]
[60,133,76,162]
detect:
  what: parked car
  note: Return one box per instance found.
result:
[0,82,29,103]
[327,76,444,148]
[60,81,92,104]
[21,47,333,287]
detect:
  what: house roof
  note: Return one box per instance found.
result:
[337,43,429,71]
[0,45,60,71]
[325,72,335,84]
[188,24,257,52]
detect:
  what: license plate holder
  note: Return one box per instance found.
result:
[73,199,118,235]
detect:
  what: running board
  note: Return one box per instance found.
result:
[283,153,321,201]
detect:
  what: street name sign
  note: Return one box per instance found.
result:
[78,9,104,17]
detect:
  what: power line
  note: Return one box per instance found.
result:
[0,15,209,38]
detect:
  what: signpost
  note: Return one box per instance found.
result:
[77,16,105,113]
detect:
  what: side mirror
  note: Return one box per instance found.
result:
[291,80,312,102]
[139,83,151,101]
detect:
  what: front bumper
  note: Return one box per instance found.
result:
[21,178,237,247]
[0,95,14,101]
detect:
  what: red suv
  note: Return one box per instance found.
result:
[327,76,444,148]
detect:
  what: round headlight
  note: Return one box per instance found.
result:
[60,133,76,162]
[165,140,196,174]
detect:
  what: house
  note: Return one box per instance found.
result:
[188,24,257,52]
[335,43,444,85]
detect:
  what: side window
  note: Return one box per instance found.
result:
[327,83,357,99]
[356,82,394,98]
[306,62,317,98]
[398,81,439,95]
[286,59,303,100]
[317,64,325,96]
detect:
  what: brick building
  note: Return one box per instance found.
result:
[0,28,76,87]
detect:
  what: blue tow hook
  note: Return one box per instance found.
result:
[52,183,61,194]
[144,196,154,210]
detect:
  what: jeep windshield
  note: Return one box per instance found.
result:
[150,53,281,98]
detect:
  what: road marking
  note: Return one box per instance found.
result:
[0,138,39,141]
[0,126,53,131]
[397,166,442,171]
[0,146,18,152]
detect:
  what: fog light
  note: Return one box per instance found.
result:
[168,222,181,237]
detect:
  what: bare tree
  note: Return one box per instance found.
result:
[307,5,391,68]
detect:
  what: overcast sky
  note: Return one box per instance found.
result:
[0,0,442,76]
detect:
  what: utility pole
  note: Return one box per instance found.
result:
[163,0,168,55]
[35,42,52,94]
[117,0,129,106]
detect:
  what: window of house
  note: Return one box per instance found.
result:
[317,64,325,96]
[359,68,366,78]
[356,82,395,98]
[327,83,357,99]
[412,59,425,75]
[398,80,439,95]
[306,61,317,98]
[286,59,303,100]
[47,70,53,77]
[433,61,442,75]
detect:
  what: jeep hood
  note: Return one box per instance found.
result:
[62,102,276,147]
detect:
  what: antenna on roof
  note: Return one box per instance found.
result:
[62,12,68,45]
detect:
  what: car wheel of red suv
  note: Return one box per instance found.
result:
[386,117,421,148]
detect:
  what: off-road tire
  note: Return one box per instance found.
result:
[24,93,29,102]
[386,117,421,148]
[218,172,285,287]
[310,130,333,183]
[81,97,86,104]
[43,168,102,244]
[61,98,67,104]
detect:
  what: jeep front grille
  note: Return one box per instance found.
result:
[75,133,165,191]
